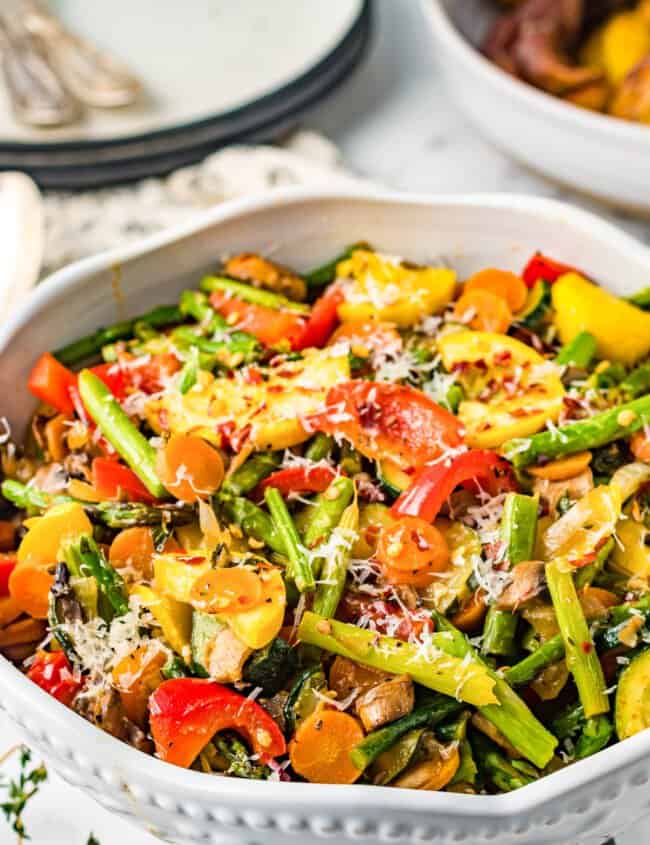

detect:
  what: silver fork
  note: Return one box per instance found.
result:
[22,0,141,108]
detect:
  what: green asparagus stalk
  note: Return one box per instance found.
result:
[177,345,199,394]
[218,494,286,555]
[620,360,650,399]
[200,276,309,314]
[179,290,229,334]
[483,493,537,656]
[221,452,281,497]
[78,370,168,498]
[63,535,129,619]
[54,305,183,366]
[546,559,609,718]
[265,487,314,592]
[470,732,537,792]
[304,433,334,462]
[626,286,650,310]
[504,635,566,686]
[312,497,358,618]
[430,613,557,768]
[298,611,498,707]
[2,479,57,514]
[303,243,367,288]
[575,715,613,759]
[171,325,259,366]
[502,394,650,467]
[551,701,585,739]
[302,476,355,550]
[86,501,194,529]
[574,536,614,590]
[350,697,463,771]
[555,331,597,368]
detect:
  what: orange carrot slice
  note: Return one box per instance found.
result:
[464,268,528,313]
[8,563,55,619]
[157,434,225,503]
[289,709,364,784]
[190,567,264,614]
[454,288,513,334]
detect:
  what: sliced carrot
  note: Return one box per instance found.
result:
[381,564,437,588]
[631,431,650,463]
[454,289,513,334]
[528,451,592,481]
[156,434,225,503]
[109,527,156,581]
[329,319,401,355]
[376,517,449,574]
[463,268,528,313]
[112,644,167,727]
[0,616,47,648]
[289,709,364,784]
[8,563,55,619]
[190,567,264,614]
[451,589,488,633]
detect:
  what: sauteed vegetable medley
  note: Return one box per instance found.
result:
[4,245,650,792]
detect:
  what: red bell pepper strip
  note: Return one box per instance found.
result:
[92,458,157,504]
[522,252,578,288]
[28,353,77,415]
[307,380,464,470]
[391,449,508,522]
[89,363,128,401]
[0,554,16,597]
[149,678,287,768]
[293,285,344,350]
[256,464,338,498]
[27,650,84,707]
[209,291,305,348]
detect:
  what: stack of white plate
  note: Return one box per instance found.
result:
[0,0,370,188]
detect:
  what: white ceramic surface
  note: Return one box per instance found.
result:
[422,0,650,213]
[2,188,650,845]
[0,0,363,143]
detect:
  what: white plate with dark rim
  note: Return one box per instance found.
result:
[422,0,650,214]
[1,187,650,845]
[0,0,371,187]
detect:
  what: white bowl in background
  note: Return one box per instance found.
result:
[423,0,650,213]
[2,189,650,844]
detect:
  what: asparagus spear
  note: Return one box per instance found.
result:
[2,479,56,514]
[200,276,309,314]
[470,732,537,792]
[303,242,368,289]
[574,536,614,590]
[179,290,229,334]
[304,433,334,462]
[220,452,281,497]
[504,635,566,687]
[430,613,557,768]
[177,346,199,394]
[63,535,129,619]
[551,701,585,739]
[312,497,358,618]
[218,494,286,555]
[265,487,315,592]
[555,331,597,368]
[546,558,609,718]
[502,394,650,467]
[54,305,183,366]
[171,325,260,367]
[483,493,537,656]
[575,715,613,759]
[78,370,168,499]
[350,697,463,771]
[620,360,650,399]
[298,611,498,707]
[302,476,355,551]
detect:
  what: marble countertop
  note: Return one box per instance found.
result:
[2,1,648,843]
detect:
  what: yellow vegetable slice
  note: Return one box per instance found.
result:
[336,249,456,327]
[601,10,650,85]
[146,347,349,451]
[223,567,286,649]
[437,331,564,448]
[153,553,211,604]
[542,485,622,564]
[421,520,481,613]
[17,502,92,565]
[552,273,650,366]
[132,583,192,658]
[610,518,650,580]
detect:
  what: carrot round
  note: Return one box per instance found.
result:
[8,562,55,619]
[454,289,513,334]
[289,709,364,784]
[376,517,449,574]
[190,566,264,614]
[156,434,225,503]
[463,268,528,313]
[109,526,156,580]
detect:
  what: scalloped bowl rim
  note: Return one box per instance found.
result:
[2,187,650,822]
[424,0,650,142]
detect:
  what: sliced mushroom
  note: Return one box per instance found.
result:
[529,658,569,700]
[206,627,252,684]
[355,674,414,732]
[224,253,307,301]
[532,466,594,515]
[328,655,389,699]
[496,560,546,611]
[391,740,460,791]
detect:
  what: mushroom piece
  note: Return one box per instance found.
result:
[206,627,253,684]
[484,0,606,96]
[329,655,390,700]
[532,466,594,515]
[391,740,460,791]
[355,674,414,733]
[224,253,307,301]
[496,560,546,611]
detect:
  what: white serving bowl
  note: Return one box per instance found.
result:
[2,189,650,845]
[423,0,650,213]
